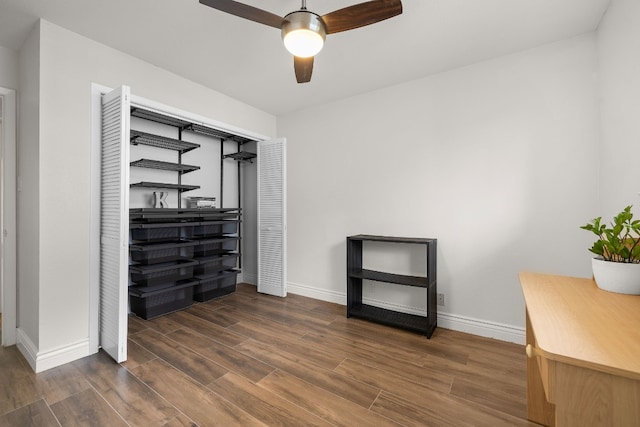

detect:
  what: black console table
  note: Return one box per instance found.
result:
[346,235,437,338]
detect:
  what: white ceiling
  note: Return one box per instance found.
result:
[0,0,611,115]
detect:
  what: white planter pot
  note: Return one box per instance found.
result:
[592,257,640,295]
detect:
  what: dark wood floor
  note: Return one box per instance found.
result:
[0,284,536,426]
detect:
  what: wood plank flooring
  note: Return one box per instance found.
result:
[0,284,537,426]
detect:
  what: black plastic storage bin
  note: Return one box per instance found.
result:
[130,278,196,294]
[193,270,239,302]
[193,220,239,238]
[193,237,238,257]
[130,240,196,265]
[194,253,239,276]
[130,221,200,241]
[131,226,180,242]
[130,248,195,265]
[129,259,198,285]
[129,281,196,320]
[197,209,241,221]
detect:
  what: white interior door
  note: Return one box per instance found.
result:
[100,85,130,362]
[257,138,287,297]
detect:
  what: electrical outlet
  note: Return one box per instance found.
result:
[437,293,445,306]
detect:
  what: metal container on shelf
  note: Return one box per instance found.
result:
[187,196,216,208]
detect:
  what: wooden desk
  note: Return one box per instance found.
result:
[520,272,640,426]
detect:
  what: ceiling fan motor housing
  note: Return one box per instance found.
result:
[281,11,327,58]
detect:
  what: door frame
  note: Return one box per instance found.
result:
[89,83,269,353]
[1,87,17,346]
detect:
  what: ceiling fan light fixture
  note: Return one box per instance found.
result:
[281,11,326,58]
[199,0,403,83]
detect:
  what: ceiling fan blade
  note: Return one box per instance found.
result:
[199,0,283,29]
[322,0,402,34]
[294,56,314,84]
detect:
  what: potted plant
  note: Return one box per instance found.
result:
[580,205,640,295]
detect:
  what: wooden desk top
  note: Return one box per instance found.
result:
[520,271,640,380]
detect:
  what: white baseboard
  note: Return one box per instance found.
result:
[16,328,38,371]
[288,281,346,305]
[286,281,525,345]
[16,328,95,373]
[435,312,525,344]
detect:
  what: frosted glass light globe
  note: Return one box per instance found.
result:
[283,29,324,57]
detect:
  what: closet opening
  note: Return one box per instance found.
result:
[90,84,283,362]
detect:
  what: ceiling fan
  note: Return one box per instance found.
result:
[199,0,403,83]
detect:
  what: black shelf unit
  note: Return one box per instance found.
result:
[130,107,257,213]
[346,235,437,338]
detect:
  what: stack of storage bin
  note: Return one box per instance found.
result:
[128,208,240,319]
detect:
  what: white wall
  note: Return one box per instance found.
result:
[16,22,41,351]
[597,0,640,218]
[20,19,274,369]
[0,45,18,89]
[277,34,601,341]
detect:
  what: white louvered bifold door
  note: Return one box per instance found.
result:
[257,138,287,297]
[100,86,130,362]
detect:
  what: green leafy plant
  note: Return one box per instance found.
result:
[581,205,640,263]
